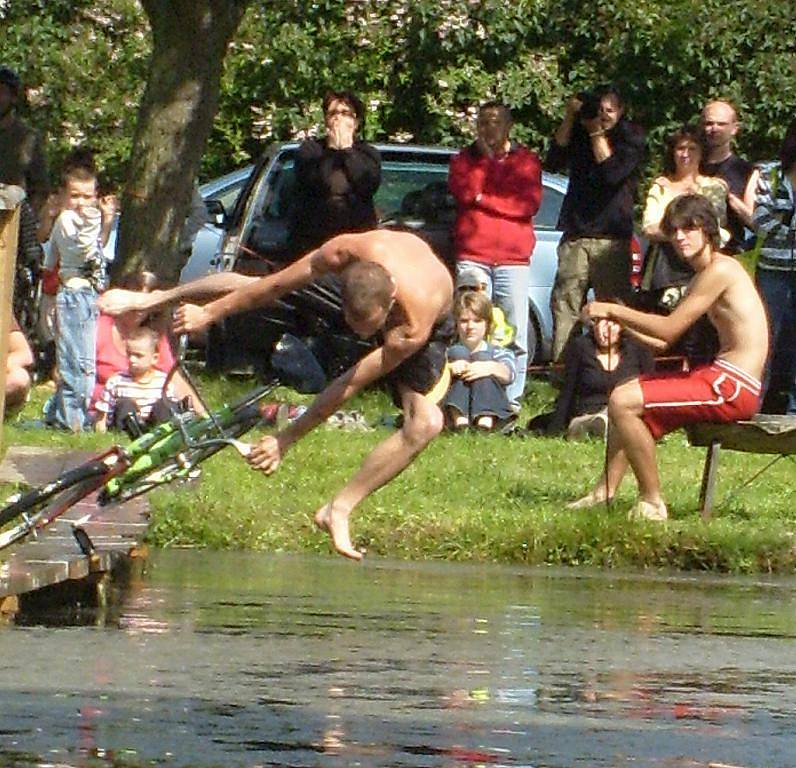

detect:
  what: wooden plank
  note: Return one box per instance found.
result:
[686,416,796,454]
[0,447,150,604]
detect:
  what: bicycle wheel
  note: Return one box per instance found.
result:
[99,382,277,505]
[0,450,123,529]
[0,451,124,551]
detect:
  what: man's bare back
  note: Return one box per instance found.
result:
[315,230,453,342]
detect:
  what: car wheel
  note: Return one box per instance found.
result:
[525,310,540,366]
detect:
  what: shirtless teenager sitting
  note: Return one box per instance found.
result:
[100,230,454,559]
[570,193,769,521]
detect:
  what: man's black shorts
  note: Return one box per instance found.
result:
[385,314,455,407]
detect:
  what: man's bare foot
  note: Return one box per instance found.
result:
[314,503,363,561]
[566,488,612,510]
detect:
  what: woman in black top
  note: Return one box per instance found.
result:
[289,90,381,256]
[531,318,654,437]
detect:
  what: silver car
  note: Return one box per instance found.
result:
[178,165,254,283]
[103,165,254,283]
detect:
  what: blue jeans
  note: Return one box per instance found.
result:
[457,261,530,408]
[445,348,512,422]
[51,286,98,431]
[757,268,796,413]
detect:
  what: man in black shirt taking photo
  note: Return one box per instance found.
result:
[546,84,646,362]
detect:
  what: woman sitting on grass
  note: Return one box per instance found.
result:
[528,315,653,439]
[444,291,516,431]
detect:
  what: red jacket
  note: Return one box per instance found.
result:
[449,142,543,266]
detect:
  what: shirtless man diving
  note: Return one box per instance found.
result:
[570,193,769,521]
[100,230,454,559]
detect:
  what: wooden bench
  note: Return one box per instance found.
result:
[685,415,796,518]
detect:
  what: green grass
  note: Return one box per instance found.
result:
[3,375,795,573]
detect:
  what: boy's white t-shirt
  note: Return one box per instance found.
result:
[44,207,102,281]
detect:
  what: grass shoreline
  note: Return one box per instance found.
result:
[3,376,795,575]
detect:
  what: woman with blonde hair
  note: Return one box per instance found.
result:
[641,124,729,311]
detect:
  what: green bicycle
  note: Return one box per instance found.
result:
[0,354,282,550]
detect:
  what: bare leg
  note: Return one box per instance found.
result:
[4,367,31,412]
[608,380,664,506]
[314,386,444,560]
[567,428,629,508]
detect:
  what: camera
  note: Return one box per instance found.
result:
[577,90,602,121]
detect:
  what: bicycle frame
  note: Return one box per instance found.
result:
[99,395,269,503]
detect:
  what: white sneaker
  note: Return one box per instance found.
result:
[628,499,668,521]
[567,411,608,440]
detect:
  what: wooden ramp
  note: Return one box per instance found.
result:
[0,446,149,619]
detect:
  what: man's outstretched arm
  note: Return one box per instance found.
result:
[174,235,364,333]
[585,261,730,348]
[174,251,323,333]
[99,272,257,316]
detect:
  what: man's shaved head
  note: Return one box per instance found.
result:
[702,100,738,123]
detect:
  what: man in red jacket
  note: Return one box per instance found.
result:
[449,101,543,410]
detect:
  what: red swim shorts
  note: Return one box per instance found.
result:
[640,359,762,440]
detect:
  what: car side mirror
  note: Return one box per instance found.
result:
[204,198,227,227]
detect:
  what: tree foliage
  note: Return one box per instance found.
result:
[1,0,149,186]
[1,0,794,270]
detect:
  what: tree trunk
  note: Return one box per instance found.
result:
[113,0,249,285]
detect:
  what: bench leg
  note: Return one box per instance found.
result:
[698,440,721,520]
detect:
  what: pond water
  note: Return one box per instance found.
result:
[0,552,794,767]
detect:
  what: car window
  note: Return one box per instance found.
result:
[245,149,564,239]
[262,160,296,219]
[255,152,454,224]
[375,160,451,220]
[214,181,247,214]
[535,184,563,230]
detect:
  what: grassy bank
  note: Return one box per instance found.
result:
[3,375,795,574]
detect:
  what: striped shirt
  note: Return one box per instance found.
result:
[752,167,796,271]
[96,370,173,422]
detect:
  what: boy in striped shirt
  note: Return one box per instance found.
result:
[95,326,175,433]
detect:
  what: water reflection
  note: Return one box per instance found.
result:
[0,553,794,767]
